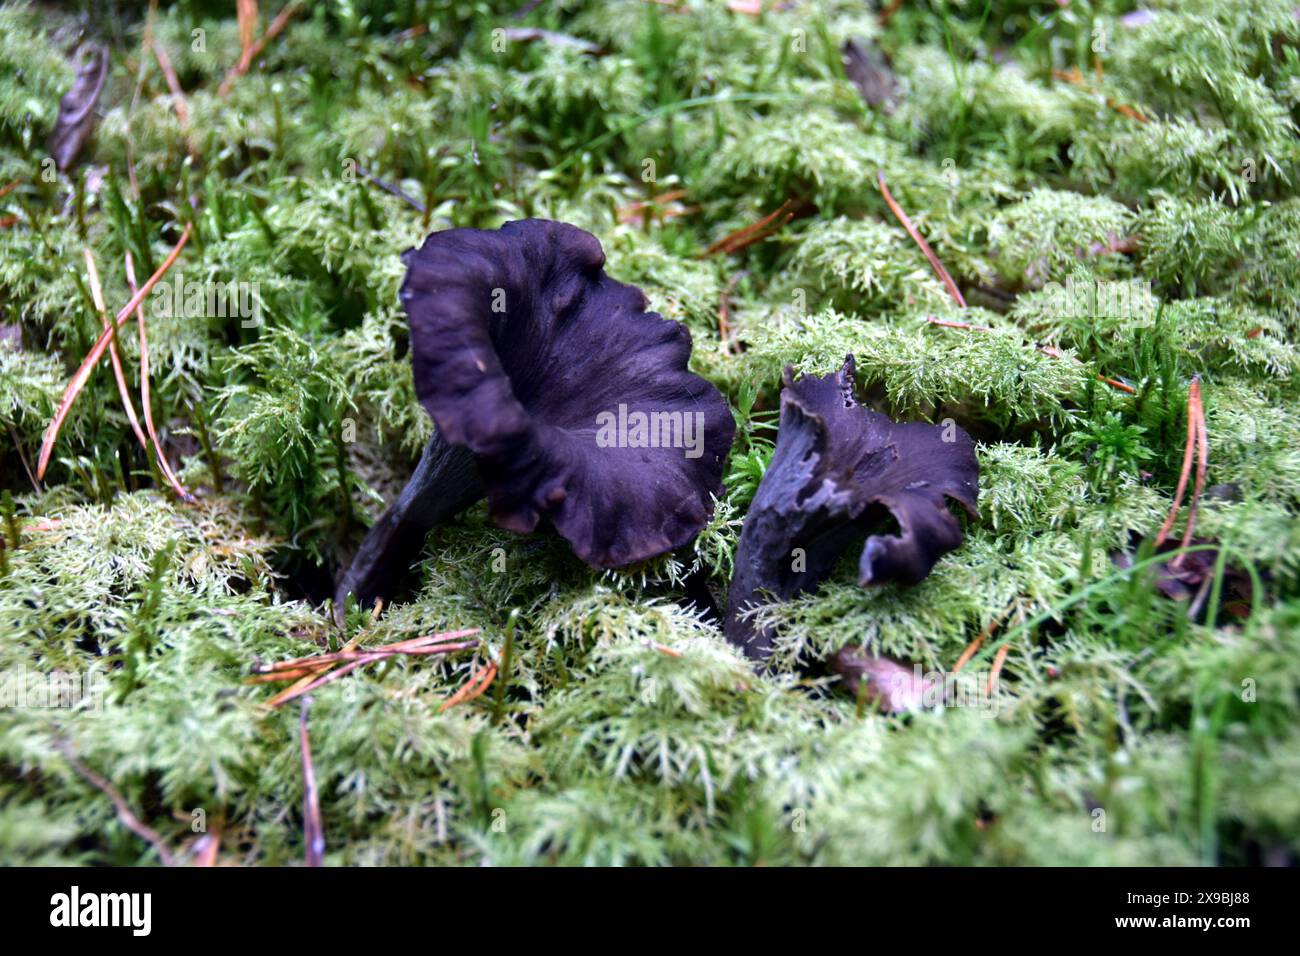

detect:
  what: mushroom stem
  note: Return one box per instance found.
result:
[334,431,484,621]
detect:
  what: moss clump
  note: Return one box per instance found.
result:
[1,0,1298,866]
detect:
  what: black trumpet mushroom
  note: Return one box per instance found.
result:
[724,357,979,662]
[336,219,736,617]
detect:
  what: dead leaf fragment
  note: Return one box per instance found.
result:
[49,44,108,171]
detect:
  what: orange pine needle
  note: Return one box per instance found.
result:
[83,249,149,455]
[149,38,190,128]
[705,200,794,257]
[236,0,259,60]
[1053,68,1149,123]
[878,171,967,308]
[1174,380,1209,564]
[952,607,1010,675]
[38,223,192,480]
[987,642,1010,695]
[125,251,193,502]
[926,315,991,332]
[218,1,301,97]
[439,662,498,713]
[1155,377,1201,550]
[0,179,18,199]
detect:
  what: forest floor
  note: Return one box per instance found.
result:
[2,0,1299,865]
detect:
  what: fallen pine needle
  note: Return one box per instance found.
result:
[149,38,190,127]
[439,661,498,713]
[126,251,194,501]
[1154,377,1203,551]
[256,629,481,709]
[83,249,149,454]
[952,607,1010,675]
[1180,380,1209,556]
[926,315,991,332]
[300,698,325,867]
[38,222,192,480]
[58,740,176,866]
[987,642,1010,695]
[704,200,794,257]
[1053,68,1149,123]
[219,1,301,97]
[878,171,967,308]
[1154,377,1209,567]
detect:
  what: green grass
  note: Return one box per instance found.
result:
[1,0,1299,866]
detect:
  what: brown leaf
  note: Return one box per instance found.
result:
[842,38,897,113]
[829,647,937,714]
[48,44,108,171]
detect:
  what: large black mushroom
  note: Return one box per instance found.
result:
[336,219,735,616]
[724,358,979,661]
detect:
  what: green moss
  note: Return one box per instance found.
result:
[1,0,1298,867]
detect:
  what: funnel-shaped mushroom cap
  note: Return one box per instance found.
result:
[401,219,735,567]
[724,357,978,660]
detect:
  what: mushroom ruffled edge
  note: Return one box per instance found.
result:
[724,356,979,660]
[400,218,736,569]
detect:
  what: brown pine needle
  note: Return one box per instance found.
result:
[704,200,794,257]
[1155,377,1202,550]
[299,699,325,868]
[952,606,1010,674]
[58,740,176,866]
[0,179,18,199]
[219,1,301,97]
[878,171,967,308]
[987,642,1011,695]
[926,315,991,332]
[237,0,259,59]
[1052,68,1149,123]
[257,642,479,693]
[149,38,192,138]
[256,629,481,674]
[1175,379,1209,564]
[256,629,481,709]
[126,251,194,502]
[439,661,498,713]
[83,249,149,454]
[37,222,192,480]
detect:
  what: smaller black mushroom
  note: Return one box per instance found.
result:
[724,357,979,661]
[336,219,735,617]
